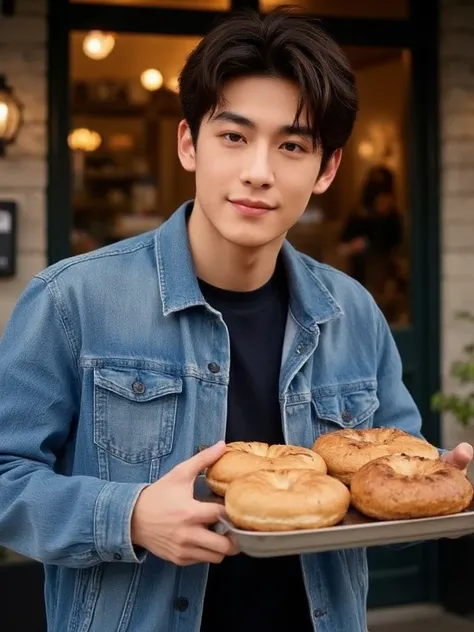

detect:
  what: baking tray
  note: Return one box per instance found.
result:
[194,475,474,558]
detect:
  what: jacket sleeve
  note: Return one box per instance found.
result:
[0,277,147,567]
[372,303,446,455]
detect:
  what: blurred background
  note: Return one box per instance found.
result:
[1,0,474,630]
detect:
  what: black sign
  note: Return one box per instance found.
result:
[0,200,16,277]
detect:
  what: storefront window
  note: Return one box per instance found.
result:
[71,0,231,10]
[69,32,198,253]
[70,30,411,327]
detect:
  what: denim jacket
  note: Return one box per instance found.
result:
[0,202,426,632]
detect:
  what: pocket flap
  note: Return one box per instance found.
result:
[94,367,182,402]
[314,382,379,427]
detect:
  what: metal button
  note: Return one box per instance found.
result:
[132,381,146,394]
[341,409,352,422]
[113,553,122,561]
[174,597,189,612]
[208,362,220,374]
[313,609,326,618]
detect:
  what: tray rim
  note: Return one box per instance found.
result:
[218,506,474,539]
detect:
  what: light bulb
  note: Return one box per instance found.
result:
[68,128,102,152]
[83,31,115,60]
[0,103,8,136]
[140,68,163,91]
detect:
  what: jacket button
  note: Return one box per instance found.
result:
[174,597,189,612]
[113,553,122,561]
[208,362,220,374]
[341,409,352,422]
[313,609,326,618]
[132,381,146,394]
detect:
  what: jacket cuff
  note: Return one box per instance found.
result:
[94,481,149,563]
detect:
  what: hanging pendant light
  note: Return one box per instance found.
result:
[83,31,116,60]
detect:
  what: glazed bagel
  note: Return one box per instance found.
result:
[225,468,351,531]
[312,428,439,484]
[351,453,474,520]
[206,441,327,496]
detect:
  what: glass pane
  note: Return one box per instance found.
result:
[71,0,230,9]
[69,31,198,252]
[287,47,412,328]
[261,0,408,19]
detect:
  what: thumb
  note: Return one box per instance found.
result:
[173,441,227,481]
[441,442,474,472]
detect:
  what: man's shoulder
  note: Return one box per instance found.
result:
[35,230,157,286]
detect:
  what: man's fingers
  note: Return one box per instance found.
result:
[171,442,227,481]
[176,547,227,566]
[188,526,239,557]
[192,500,226,524]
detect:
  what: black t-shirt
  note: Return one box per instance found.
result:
[199,260,314,632]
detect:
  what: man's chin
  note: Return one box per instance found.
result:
[221,230,279,250]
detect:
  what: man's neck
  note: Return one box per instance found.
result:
[187,202,283,292]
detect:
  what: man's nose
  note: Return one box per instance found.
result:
[239,147,275,189]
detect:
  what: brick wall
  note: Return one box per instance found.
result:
[0,0,47,332]
[440,0,474,453]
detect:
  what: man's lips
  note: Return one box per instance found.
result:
[229,199,277,216]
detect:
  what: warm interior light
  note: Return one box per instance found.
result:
[68,128,102,152]
[0,103,8,136]
[83,31,116,60]
[140,68,163,91]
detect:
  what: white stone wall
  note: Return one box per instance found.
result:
[0,0,47,333]
[440,0,474,453]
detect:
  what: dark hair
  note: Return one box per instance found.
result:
[179,5,358,172]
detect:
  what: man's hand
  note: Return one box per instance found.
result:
[131,441,239,566]
[440,442,474,474]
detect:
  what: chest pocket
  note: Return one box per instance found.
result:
[93,367,182,464]
[312,381,379,435]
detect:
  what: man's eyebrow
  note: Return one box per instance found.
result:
[212,110,313,138]
[212,111,255,128]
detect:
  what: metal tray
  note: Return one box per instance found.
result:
[194,475,474,558]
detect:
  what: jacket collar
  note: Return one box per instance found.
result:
[155,201,343,330]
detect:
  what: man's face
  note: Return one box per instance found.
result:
[178,75,341,250]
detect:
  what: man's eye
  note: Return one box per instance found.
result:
[282,142,304,153]
[224,133,243,143]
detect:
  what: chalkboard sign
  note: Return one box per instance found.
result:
[0,200,16,277]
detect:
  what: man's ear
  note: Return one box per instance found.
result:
[312,148,342,195]
[177,119,196,173]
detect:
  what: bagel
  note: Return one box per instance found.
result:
[225,468,351,531]
[351,453,474,520]
[312,428,439,484]
[206,441,327,496]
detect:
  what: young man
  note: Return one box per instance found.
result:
[0,7,471,632]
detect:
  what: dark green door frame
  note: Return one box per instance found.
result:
[47,0,441,609]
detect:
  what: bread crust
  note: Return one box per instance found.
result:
[312,428,439,484]
[351,453,474,520]
[225,468,351,531]
[206,441,327,496]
